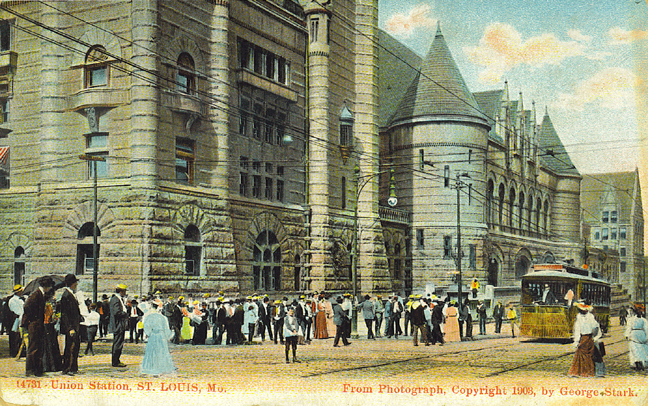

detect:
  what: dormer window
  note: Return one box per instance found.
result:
[177,53,196,95]
[85,45,109,88]
[340,106,353,147]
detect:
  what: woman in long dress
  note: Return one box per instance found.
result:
[324,296,336,337]
[314,299,329,339]
[625,305,648,370]
[141,302,176,375]
[569,301,601,377]
[444,302,461,342]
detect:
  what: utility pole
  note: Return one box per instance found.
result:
[79,153,105,303]
[454,172,470,313]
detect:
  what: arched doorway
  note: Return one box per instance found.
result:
[515,255,531,280]
[488,256,499,286]
[184,224,202,276]
[76,222,101,276]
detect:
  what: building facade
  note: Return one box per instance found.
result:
[0,1,612,302]
[581,170,644,300]
[379,26,584,300]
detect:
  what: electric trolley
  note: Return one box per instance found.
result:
[520,263,611,339]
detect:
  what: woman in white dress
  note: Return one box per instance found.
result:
[625,304,648,371]
[141,301,176,375]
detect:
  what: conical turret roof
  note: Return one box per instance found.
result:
[537,111,580,176]
[388,25,488,128]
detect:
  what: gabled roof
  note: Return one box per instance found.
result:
[581,170,641,224]
[537,112,580,176]
[378,29,423,128]
[387,25,488,128]
[473,89,505,143]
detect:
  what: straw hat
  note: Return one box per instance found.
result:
[575,301,592,312]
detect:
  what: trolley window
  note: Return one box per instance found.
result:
[522,280,575,306]
[581,283,610,306]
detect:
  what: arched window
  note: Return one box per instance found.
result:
[536,197,542,232]
[85,45,109,88]
[518,191,525,231]
[294,254,301,291]
[527,195,533,231]
[486,180,494,225]
[498,184,505,225]
[76,222,100,276]
[14,247,25,286]
[177,52,196,95]
[515,255,530,280]
[253,230,281,291]
[508,187,516,228]
[341,176,347,209]
[543,200,550,234]
[394,243,402,280]
[184,225,202,276]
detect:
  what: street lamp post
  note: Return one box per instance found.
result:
[351,166,397,338]
[79,153,105,303]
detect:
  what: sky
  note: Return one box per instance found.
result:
[378,0,648,176]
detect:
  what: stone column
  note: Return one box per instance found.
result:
[130,0,159,191]
[354,0,389,294]
[39,4,65,186]
[304,2,333,292]
[208,0,230,195]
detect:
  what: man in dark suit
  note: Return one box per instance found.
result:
[127,299,143,343]
[109,283,129,367]
[272,299,286,344]
[332,297,351,347]
[258,296,273,341]
[99,294,110,338]
[60,274,81,375]
[22,277,55,376]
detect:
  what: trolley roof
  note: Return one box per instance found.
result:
[524,264,609,285]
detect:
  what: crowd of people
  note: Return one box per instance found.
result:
[3,279,648,377]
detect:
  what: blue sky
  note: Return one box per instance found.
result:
[378,0,648,175]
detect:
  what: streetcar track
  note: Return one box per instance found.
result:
[485,338,628,378]
[301,341,514,378]
[302,325,633,379]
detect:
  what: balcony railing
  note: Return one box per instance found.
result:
[379,205,412,225]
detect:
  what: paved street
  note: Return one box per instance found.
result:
[1,318,648,406]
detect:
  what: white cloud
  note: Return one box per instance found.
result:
[553,67,639,111]
[568,29,592,43]
[609,27,648,45]
[384,4,436,39]
[464,23,586,84]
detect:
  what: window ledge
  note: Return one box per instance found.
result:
[161,90,208,116]
[238,69,297,103]
[69,87,126,111]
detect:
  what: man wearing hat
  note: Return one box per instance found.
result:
[109,283,129,367]
[99,294,110,339]
[359,295,376,340]
[22,276,55,376]
[273,299,286,345]
[7,284,25,357]
[60,274,82,375]
[332,297,351,347]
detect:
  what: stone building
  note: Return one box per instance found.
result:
[0,1,590,301]
[379,25,584,301]
[581,170,644,300]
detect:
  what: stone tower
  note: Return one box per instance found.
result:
[386,25,491,289]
